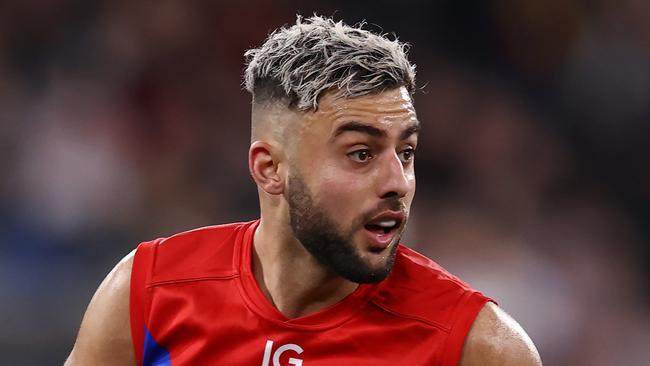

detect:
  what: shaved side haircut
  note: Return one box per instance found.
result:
[244,15,417,111]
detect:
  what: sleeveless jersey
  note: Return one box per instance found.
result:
[130,220,491,366]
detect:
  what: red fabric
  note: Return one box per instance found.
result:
[130,220,492,365]
[130,238,160,365]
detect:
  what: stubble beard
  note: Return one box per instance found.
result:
[287,173,401,284]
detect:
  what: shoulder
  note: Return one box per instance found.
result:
[460,302,543,366]
[387,245,478,293]
[155,221,252,250]
[139,220,256,282]
[65,251,135,365]
[372,245,490,329]
[150,221,253,257]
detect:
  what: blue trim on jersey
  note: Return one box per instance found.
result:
[143,327,171,366]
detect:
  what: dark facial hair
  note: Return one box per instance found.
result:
[287,173,402,284]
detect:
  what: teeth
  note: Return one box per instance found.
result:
[376,219,397,228]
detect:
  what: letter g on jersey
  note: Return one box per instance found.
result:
[262,340,304,366]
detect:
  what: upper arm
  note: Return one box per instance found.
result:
[64,250,137,366]
[459,302,542,366]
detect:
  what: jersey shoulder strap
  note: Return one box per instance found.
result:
[373,245,493,365]
[130,238,160,366]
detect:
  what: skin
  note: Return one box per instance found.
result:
[65,87,542,365]
[65,251,136,366]
[460,302,543,365]
[250,87,418,316]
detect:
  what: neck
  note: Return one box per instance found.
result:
[252,217,358,319]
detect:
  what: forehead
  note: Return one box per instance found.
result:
[302,87,418,136]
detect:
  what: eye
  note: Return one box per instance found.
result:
[399,148,415,163]
[348,149,373,163]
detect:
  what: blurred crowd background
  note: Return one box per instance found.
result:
[1,1,648,365]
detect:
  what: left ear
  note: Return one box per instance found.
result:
[248,140,285,195]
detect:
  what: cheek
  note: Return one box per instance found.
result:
[408,171,416,191]
[310,162,366,202]
[406,174,416,205]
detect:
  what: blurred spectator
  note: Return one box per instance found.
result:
[0,1,647,364]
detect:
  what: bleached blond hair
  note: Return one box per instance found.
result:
[244,15,416,111]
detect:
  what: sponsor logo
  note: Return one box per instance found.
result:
[262,339,304,366]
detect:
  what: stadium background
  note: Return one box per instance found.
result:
[1,1,649,364]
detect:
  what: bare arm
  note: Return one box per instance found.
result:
[459,302,542,366]
[64,251,137,366]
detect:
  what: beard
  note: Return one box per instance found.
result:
[287,173,403,284]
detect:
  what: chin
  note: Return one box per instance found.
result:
[351,244,398,283]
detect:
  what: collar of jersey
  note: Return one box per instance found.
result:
[234,219,377,331]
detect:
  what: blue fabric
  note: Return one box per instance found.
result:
[143,327,171,366]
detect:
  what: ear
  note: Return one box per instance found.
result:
[249,141,284,195]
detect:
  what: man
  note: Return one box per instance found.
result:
[65,15,542,365]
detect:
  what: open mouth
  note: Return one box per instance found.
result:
[363,212,404,251]
[364,218,400,235]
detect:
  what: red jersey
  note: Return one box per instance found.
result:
[130,220,491,366]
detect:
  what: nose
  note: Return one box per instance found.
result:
[377,151,412,200]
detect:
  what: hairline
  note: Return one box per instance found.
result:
[244,15,417,111]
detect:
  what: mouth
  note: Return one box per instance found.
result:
[363,211,404,252]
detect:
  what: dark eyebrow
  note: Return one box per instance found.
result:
[332,121,386,139]
[332,121,421,141]
[400,122,420,140]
